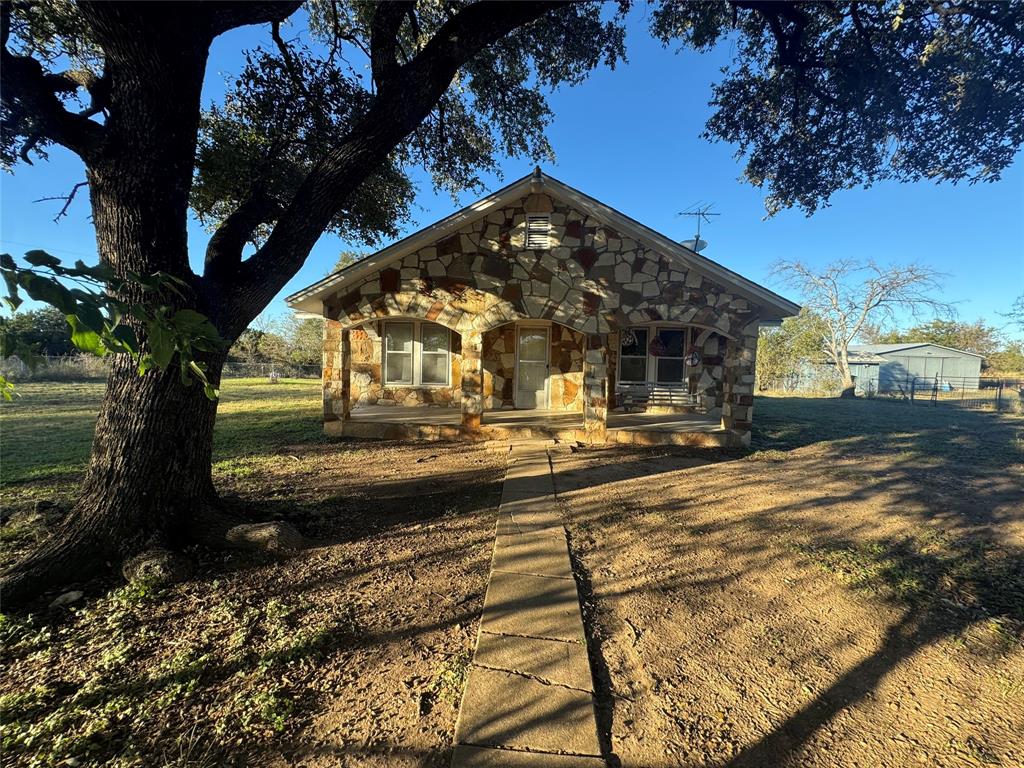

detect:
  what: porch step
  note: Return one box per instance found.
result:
[483,438,561,454]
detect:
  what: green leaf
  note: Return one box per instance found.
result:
[66,315,108,356]
[171,309,212,331]
[110,324,139,354]
[0,375,16,402]
[1,269,22,310]
[147,322,175,369]
[18,273,76,314]
[23,250,61,268]
[74,303,106,334]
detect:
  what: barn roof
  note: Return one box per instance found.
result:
[849,343,985,359]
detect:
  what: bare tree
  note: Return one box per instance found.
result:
[1005,295,1024,334]
[771,259,954,397]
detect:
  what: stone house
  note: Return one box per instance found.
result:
[286,170,798,447]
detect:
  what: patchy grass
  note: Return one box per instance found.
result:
[753,393,1024,470]
[0,584,356,766]
[0,378,325,568]
[430,651,472,708]
[789,531,1024,627]
[0,377,506,767]
[0,378,323,485]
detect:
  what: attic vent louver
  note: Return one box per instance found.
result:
[525,214,551,249]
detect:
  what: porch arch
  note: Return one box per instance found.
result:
[330,286,604,337]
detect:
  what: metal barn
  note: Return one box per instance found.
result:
[848,343,983,392]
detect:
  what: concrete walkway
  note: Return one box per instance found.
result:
[450,441,605,767]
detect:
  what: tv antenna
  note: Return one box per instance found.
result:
[677,203,720,252]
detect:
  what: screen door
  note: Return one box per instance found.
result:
[516,326,549,409]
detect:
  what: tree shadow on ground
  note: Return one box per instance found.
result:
[1,437,511,768]
[550,396,1023,767]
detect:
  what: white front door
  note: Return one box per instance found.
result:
[516,326,549,409]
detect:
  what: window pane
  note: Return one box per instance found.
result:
[657,328,685,357]
[385,352,412,384]
[620,357,646,382]
[518,329,547,362]
[657,357,684,383]
[620,328,648,357]
[385,322,413,352]
[421,353,448,385]
[421,324,449,353]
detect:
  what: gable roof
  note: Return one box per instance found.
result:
[850,343,985,359]
[286,169,800,319]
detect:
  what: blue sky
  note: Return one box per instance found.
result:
[2,10,1021,331]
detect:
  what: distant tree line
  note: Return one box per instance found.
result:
[227,315,322,369]
[1,305,324,371]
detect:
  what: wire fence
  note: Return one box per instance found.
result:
[221,362,320,379]
[0,355,321,383]
[865,376,1024,412]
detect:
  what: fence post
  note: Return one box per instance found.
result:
[910,377,915,404]
[997,381,1003,411]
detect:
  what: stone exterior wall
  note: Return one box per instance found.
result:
[321,189,764,438]
[481,323,584,411]
[342,320,584,412]
[324,192,759,341]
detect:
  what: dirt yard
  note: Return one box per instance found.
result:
[554,397,1023,767]
[1,381,507,767]
[3,382,1022,767]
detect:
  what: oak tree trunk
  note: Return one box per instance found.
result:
[1,354,225,604]
[0,0,559,608]
[0,12,227,605]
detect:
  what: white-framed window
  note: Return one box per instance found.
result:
[619,327,648,383]
[525,214,551,249]
[420,323,450,385]
[383,320,451,387]
[617,325,692,384]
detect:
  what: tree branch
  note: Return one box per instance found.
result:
[225,0,562,336]
[33,180,89,223]
[204,1,303,37]
[369,1,412,91]
[1,2,104,162]
[203,190,284,282]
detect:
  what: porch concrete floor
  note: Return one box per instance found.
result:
[347,405,724,433]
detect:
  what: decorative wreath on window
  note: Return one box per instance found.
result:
[621,329,638,348]
[684,345,702,367]
[648,334,667,357]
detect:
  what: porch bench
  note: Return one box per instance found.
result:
[618,383,697,412]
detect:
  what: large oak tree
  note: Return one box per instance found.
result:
[2,0,1022,605]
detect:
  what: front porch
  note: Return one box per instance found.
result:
[338,405,745,448]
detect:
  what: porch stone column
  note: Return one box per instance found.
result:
[583,334,608,442]
[323,319,351,436]
[721,327,757,445]
[461,330,484,432]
